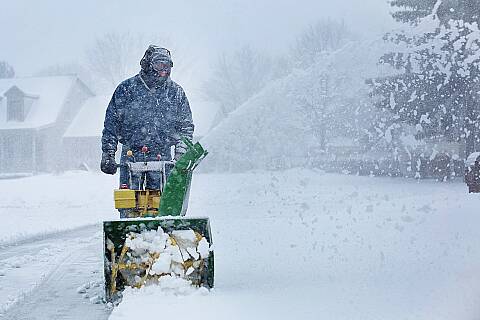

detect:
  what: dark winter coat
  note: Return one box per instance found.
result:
[101,74,194,161]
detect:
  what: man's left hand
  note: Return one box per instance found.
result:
[174,141,187,161]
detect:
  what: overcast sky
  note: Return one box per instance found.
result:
[2,0,394,75]
[0,0,395,133]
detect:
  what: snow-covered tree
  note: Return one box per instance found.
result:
[202,46,280,121]
[204,19,352,128]
[389,0,438,23]
[285,19,355,155]
[201,40,393,172]
[369,0,480,155]
[293,19,352,68]
[0,61,15,78]
[390,0,480,24]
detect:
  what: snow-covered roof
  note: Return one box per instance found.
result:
[63,95,110,138]
[0,75,78,129]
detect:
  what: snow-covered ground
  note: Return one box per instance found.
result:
[1,170,480,319]
[115,170,480,320]
[0,171,117,317]
[0,171,117,245]
[0,225,109,319]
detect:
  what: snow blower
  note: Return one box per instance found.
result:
[103,139,213,302]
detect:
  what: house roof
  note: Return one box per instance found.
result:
[0,75,79,129]
[63,95,110,138]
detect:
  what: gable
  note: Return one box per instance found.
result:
[0,76,84,129]
[4,85,24,97]
[4,85,40,122]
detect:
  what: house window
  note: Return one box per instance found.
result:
[7,96,25,121]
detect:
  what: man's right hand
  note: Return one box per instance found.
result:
[100,150,117,175]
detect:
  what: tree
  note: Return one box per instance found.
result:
[293,19,352,68]
[389,0,480,24]
[369,0,480,156]
[202,46,280,120]
[289,19,355,158]
[86,32,187,92]
[292,39,394,164]
[0,61,15,78]
[203,19,352,132]
[389,0,438,24]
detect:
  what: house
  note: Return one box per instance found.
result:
[0,75,94,176]
[62,95,110,171]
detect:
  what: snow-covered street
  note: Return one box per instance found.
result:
[0,225,109,319]
[1,170,479,319]
[0,171,117,245]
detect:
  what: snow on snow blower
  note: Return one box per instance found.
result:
[103,139,213,302]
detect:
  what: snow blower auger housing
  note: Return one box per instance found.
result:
[103,139,213,302]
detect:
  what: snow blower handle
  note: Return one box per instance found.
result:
[114,148,174,172]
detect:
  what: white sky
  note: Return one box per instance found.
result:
[0,0,395,133]
[1,0,394,74]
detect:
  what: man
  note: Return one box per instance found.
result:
[100,45,194,190]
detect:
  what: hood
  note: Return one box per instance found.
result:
[139,45,173,89]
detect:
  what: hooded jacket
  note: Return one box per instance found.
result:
[101,46,194,162]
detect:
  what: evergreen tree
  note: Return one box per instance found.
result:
[369,0,480,155]
[390,0,480,24]
[390,0,438,24]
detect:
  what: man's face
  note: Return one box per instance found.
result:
[151,60,172,78]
